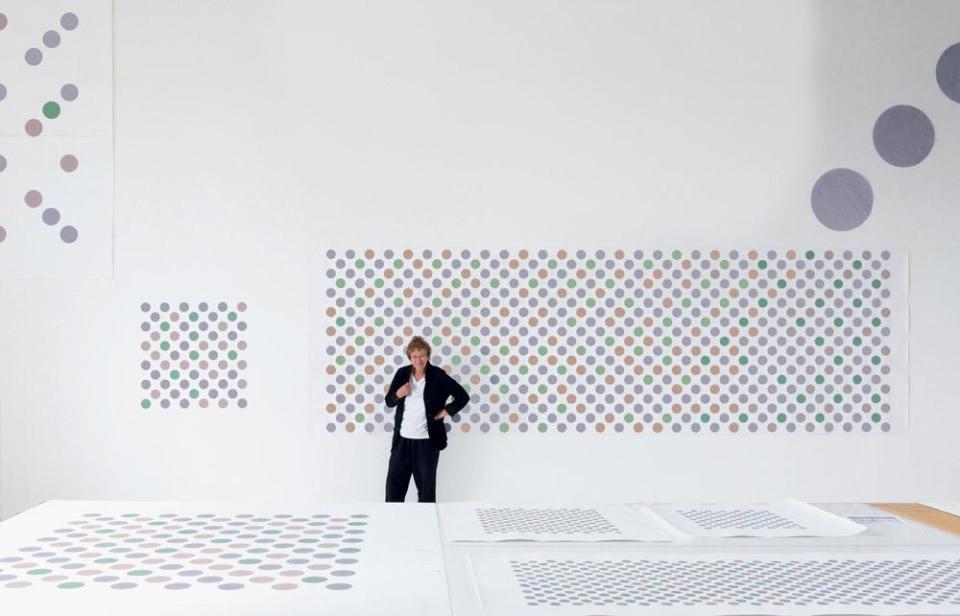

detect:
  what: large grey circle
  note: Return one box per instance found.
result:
[872,105,934,167]
[936,42,960,103]
[810,168,873,231]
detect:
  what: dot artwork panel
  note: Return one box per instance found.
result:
[477,507,619,535]
[0,501,451,615]
[138,301,249,410]
[677,508,802,530]
[439,503,671,542]
[646,499,867,538]
[0,0,113,278]
[314,249,908,435]
[0,510,366,593]
[470,552,960,615]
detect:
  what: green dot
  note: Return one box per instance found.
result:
[872,355,881,365]
[338,547,361,553]
[228,350,238,360]
[94,558,116,564]
[393,259,403,268]
[374,279,384,288]
[643,375,653,385]
[228,312,237,321]
[815,337,824,346]
[797,394,806,403]
[160,340,169,351]
[189,331,199,341]
[719,337,729,345]
[699,356,710,365]
[128,570,151,577]
[833,394,842,403]
[303,576,327,583]
[643,260,654,269]
[43,101,61,119]
[189,350,199,360]
[777,375,787,385]
[815,299,825,308]
[662,356,672,365]
[155,547,176,553]
[671,250,681,259]
[700,413,710,423]
[872,413,882,423]
[777,413,787,423]
[777,279,786,289]
[853,337,862,346]
[499,423,509,433]
[872,279,881,288]
[663,337,673,346]
[738,356,748,365]
[662,413,672,423]
[239,559,261,565]
[189,312,199,322]
[739,279,748,288]
[739,317,748,327]
[816,413,825,423]
[871,394,881,403]
[355,259,365,268]
[170,370,180,379]
[720,260,729,269]
[335,279,345,288]
[58,582,84,589]
[140,399,151,409]
[738,413,748,423]
[853,374,863,384]
[28,568,52,575]
[160,322,170,331]
[834,318,843,327]
[833,279,843,289]
[833,356,843,365]
[355,413,364,423]
[538,423,548,433]
[624,413,634,423]
[805,250,815,259]
[758,259,767,269]
[189,389,199,399]
[499,384,508,394]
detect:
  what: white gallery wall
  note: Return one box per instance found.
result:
[2,0,960,518]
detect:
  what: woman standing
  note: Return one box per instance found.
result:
[384,336,469,503]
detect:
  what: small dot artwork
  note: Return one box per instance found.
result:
[319,249,902,435]
[476,507,621,536]
[677,508,803,531]
[0,511,367,592]
[507,557,960,608]
[139,302,248,410]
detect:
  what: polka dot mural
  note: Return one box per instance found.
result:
[0,3,112,278]
[139,302,249,410]
[0,511,366,592]
[476,508,620,535]
[676,508,802,531]
[316,249,907,435]
[477,555,960,611]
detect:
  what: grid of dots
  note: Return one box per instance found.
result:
[476,508,620,536]
[320,249,900,435]
[139,302,248,410]
[0,511,366,592]
[677,508,803,531]
[508,557,960,608]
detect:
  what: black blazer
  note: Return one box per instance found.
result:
[385,362,469,451]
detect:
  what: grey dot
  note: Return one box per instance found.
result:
[0,226,6,243]
[218,583,243,590]
[164,582,190,590]
[0,155,5,171]
[111,582,137,590]
[810,168,873,231]
[61,12,79,30]
[0,84,6,100]
[61,83,79,101]
[43,30,61,48]
[937,42,960,103]
[60,225,79,243]
[873,105,934,167]
[25,48,42,65]
[42,208,60,225]
[326,583,352,590]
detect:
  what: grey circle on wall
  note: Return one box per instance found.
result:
[936,42,960,103]
[872,105,934,167]
[25,48,43,65]
[810,168,873,231]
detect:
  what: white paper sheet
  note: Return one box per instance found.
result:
[470,550,960,615]
[0,500,450,615]
[646,498,866,538]
[440,502,671,542]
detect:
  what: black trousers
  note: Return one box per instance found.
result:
[385,437,440,503]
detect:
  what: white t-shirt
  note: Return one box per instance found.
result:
[399,374,429,439]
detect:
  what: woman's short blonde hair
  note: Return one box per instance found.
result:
[406,336,431,359]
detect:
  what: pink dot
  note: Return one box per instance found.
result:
[25,119,42,137]
[24,190,42,208]
[60,155,79,172]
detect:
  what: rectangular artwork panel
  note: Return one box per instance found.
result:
[312,248,908,435]
[470,551,960,615]
[645,498,866,538]
[0,0,113,278]
[439,502,670,542]
[0,501,449,615]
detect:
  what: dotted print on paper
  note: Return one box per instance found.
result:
[476,508,621,536]
[139,302,248,410]
[0,512,367,592]
[677,508,804,531]
[319,249,900,435]
[509,558,960,608]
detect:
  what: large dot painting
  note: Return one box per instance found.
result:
[319,249,902,435]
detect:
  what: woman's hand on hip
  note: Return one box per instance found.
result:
[433,409,449,420]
